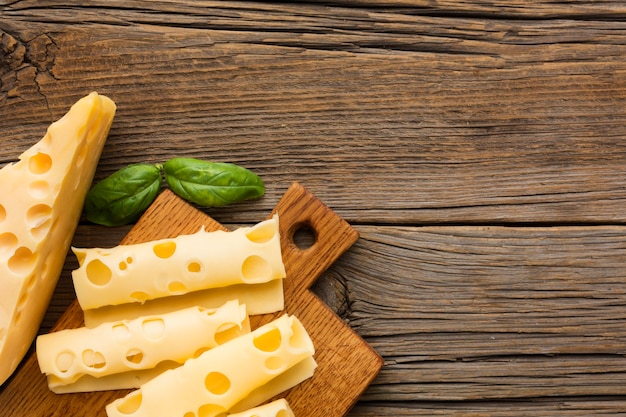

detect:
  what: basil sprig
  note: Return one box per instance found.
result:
[84,158,265,226]
[163,158,265,208]
[84,163,161,226]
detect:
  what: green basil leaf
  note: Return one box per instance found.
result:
[163,157,265,207]
[84,163,162,226]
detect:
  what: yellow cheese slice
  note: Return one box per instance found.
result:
[83,279,283,328]
[105,314,316,417]
[228,399,294,417]
[0,92,115,386]
[72,215,285,311]
[36,300,249,393]
[229,356,317,414]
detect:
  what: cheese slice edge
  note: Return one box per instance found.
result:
[83,279,284,328]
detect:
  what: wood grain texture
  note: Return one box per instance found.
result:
[349,399,626,417]
[341,226,626,409]
[2,2,626,224]
[2,0,626,415]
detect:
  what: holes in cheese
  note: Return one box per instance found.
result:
[253,326,281,352]
[265,355,285,372]
[245,219,278,244]
[75,140,89,168]
[28,151,52,174]
[116,391,142,414]
[214,321,246,346]
[152,241,176,259]
[72,215,285,311]
[55,351,75,373]
[28,180,51,199]
[205,371,231,395]
[167,280,187,293]
[0,233,18,258]
[0,92,115,386]
[112,323,131,340]
[26,203,53,239]
[36,300,250,393]
[241,255,272,283]
[125,348,144,365]
[105,314,316,417]
[187,260,202,273]
[82,349,106,369]
[197,403,226,417]
[141,318,165,340]
[86,258,112,286]
[16,290,29,314]
[130,291,151,303]
[8,247,37,274]
[24,273,36,290]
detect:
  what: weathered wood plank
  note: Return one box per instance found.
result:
[366,356,626,400]
[349,399,626,416]
[316,0,626,19]
[333,226,626,402]
[2,4,626,224]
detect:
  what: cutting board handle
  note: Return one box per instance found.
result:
[272,182,359,301]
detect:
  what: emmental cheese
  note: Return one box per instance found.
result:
[36,300,249,393]
[105,314,316,417]
[228,399,295,417]
[72,215,285,311]
[0,92,115,386]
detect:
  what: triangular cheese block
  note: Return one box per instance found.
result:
[0,92,116,385]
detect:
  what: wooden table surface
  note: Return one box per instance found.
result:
[2,1,626,415]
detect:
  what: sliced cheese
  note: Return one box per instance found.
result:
[72,215,285,311]
[228,399,294,417]
[83,279,284,328]
[105,314,316,417]
[230,355,317,414]
[0,92,115,386]
[36,300,249,393]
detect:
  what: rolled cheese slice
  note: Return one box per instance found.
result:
[72,215,285,311]
[106,314,316,417]
[36,300,249,393]
[228,399,294,417]
[0,92,115,386]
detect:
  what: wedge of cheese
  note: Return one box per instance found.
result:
[0,92,115,386]
[72,215,285,311]
[105,314,316,417]
[36,300,249,393]
[228,399,294,417]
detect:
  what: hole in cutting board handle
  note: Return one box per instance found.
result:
[290,221,317,251]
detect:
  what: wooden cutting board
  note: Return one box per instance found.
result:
[0,182,383,417]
